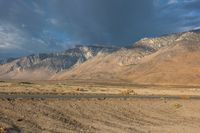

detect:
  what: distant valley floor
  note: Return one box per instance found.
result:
[1,80,200,97]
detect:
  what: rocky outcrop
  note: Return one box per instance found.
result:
[134,29,200,52]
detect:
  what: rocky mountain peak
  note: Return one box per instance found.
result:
[133,29,200,52]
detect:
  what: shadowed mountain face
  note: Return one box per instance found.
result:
[1,29,200,84]
[0,58,17,65]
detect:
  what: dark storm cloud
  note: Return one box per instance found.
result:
[0,0,200,58]
[47,0,155,44]
[154,0,200,32]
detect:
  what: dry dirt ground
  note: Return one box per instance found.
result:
[0,99,200,133]
[1,80,200,133]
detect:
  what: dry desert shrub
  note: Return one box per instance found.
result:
[0,126,5,133]
[19,82,33,85]
[19,82,34,87]
[180,95,190,100]
[76,88,86,91]
[174,103,183,109]
[121,89,136,95]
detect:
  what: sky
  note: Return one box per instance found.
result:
[0,0,200,58]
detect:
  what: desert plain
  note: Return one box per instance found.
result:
[0,80,200,133]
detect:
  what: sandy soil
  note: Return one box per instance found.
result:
[0,98,200,133]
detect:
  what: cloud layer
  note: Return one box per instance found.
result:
[0,0,199,58]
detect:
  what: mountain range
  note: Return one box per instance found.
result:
[1,29,200,85]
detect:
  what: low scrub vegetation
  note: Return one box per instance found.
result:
[121,89,137,95]
[180,95,190,100]
[0,126,5,133]
[76,88,87,92]
[19,82,33,85]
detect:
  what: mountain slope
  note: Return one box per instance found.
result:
[0,45,118,80]
[54,29,200,85]
[1,29,200,85]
